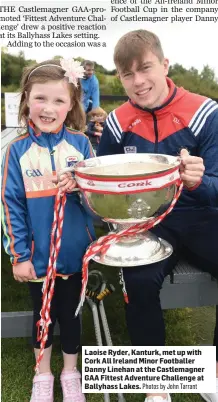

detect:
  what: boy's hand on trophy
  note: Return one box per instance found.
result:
[179,148,205,188]
[13,260,37,282]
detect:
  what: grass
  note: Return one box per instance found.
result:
[1,336,205,402]
[1,249,31,311]
[1,228,215,402]
[1,336,204,402]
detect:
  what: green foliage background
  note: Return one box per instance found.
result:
[2,50,218,125]
[2,49,218,99]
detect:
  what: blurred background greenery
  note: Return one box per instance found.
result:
[1,49,218,126]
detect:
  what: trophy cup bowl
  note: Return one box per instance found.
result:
[74,153,181,267]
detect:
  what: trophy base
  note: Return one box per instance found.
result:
[92,231,173,267]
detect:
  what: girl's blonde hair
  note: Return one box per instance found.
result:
[18,59,86,131]
[87,107,107,120]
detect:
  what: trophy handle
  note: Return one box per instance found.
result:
[152,178,183,228]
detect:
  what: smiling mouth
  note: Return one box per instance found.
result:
[136,88,152,96]
[40,116,55,123]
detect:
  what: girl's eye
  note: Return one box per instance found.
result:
[56,99,64,103]
[35,96,44,100]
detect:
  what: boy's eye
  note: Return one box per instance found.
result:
[142,66,151,72]
[123,72,132,78]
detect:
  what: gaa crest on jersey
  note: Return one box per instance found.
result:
[66,156,78,167]
[124,146,137,154]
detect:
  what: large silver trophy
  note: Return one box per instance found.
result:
[74,154,181,267]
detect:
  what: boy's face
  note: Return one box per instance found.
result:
[27,80,72,133]
[117,51,169,109]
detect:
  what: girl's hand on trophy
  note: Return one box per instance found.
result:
[52,172,78,194]
[179,148,205,189]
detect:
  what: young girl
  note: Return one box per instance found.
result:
[1,59,95,402]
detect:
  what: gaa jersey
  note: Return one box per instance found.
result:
[1,122,95,277]
[97,78,218,209]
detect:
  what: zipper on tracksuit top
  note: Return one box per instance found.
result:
[130,86,177,154]
[145,86,178,153]
[46,133,56,172]
[45,132,95,245]
[151,111,158,153]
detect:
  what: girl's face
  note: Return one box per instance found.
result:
[27,79,72,133]
[94,114,105,122]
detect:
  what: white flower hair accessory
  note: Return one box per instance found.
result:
[60,58,85,87]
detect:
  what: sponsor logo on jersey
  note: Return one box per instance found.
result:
[66,156,78,167]
[128,118,141,129]
[124,146,137,154]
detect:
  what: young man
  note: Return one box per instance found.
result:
[80,60,100,113]
[97,30,218,402]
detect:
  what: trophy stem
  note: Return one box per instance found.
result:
[93,225,173,267]
[103,220,153,234]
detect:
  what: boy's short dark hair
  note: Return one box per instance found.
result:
[114,29,164,73]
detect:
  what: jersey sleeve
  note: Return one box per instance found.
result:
[189,107,218,206]
[97,112,123,156]
[1,142,31,265]
[83,135,95,159]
